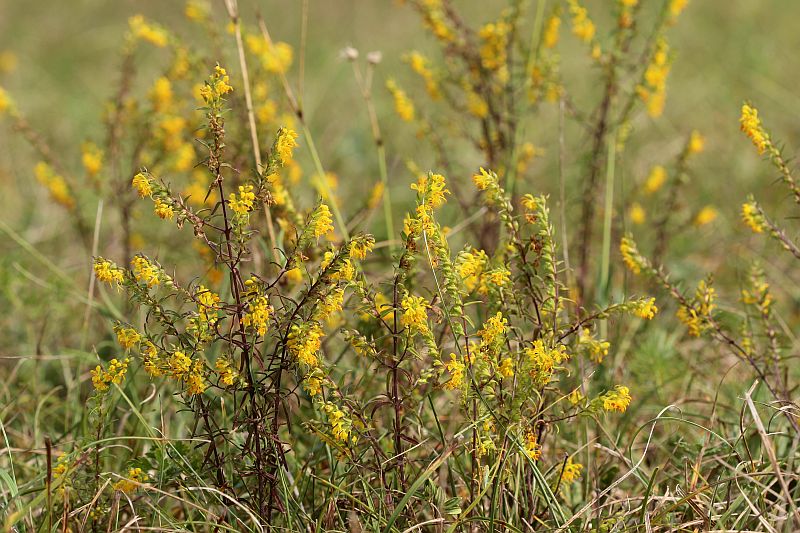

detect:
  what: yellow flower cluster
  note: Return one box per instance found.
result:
[131,256,160,287]
[81,142,103,178]
[740,103,769,155]
[405,51,440,99]
[128,15,168,47]
[246,34,294,74]
[478,312,508,355]
[620,235,647,275]
[633,297,658,320]
[311,203,334,239]
[288,323,324,368]
[91,358,130,392]
[644,165,666,194]
[688,130,705,155]
[114,467,149,494]
[637,38,670,118]
[196,286,221,326]
[215,357,238,386]
[199,64,233,104]
[275,127,299,165]
[694,205,718,226]
[400,295,429,334]
[132,172,153,198]
[229,184,256,216]
[602,385,631,413]
[94,258,125,286]
[115,325,141,349]
[526,339,569,384]
[242,296,272,336]
[676,280,716,337]
[560,459,583,485]
[578,328,610,363]
[543,14,561,49]
[167,351,206,395]
[323,402,352,444]
[741,199,765,234]
[411,172,449,210]
[349,235,375,260]
[153,198,174,220]
[0,86,14,115]
[478,21,510,81]
[386,79,415,122]
[567,0,596,43]
[149,76,173,112]
[443,353,465,390]
[524,431,542,461]
[34,162,74,209]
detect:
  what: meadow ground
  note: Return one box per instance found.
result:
[1,1,800,531]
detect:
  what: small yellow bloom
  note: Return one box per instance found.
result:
[688,130,705,155]
[694,205,718,226]
[602,385,631,413]
[154,198,174,220]
[629,202,646,225]
[386,79,415,122]
[644,165,667,194]
[741,200,765,234]
[275,128,299,165]
[400,295,429,334]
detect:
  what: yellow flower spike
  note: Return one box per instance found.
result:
[131,255,160,287]
[275,127,299,166]
[94,258,125,286]
[602,385,632,413]
[81,142,103,178]
[149,77,173,113]
[741,199,765,233]
[114,467,148,494]
[153,198,174,220]
[633,297,658,320]
[386,79,415,122]
[400,295,429,334]
[128,15,168,47]
[443,354,465,390]
[567,0,595,43]
[740,103,770,155]
[543,14,561,49]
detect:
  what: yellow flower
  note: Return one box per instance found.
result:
[81,142,103,178]
[405,51,440,99]
[288,323,324,368]
[568,0,596,43]
[149,76,173,112]
[578,328,610,363]
[275,128,299,165]
[644,165,667,194]
[524,431,542,461]
[410,172,449,210]
[349,235,375,260]
[94,258,125,286]
[688,130,705,155]
[312,204,334,239]
[560,459,583,485]
[620,235,647,275]
[114,467,148,494]
[115,325,141,349]
[229,184,256,216]
[131,256,160,287]
[386,79,415,122]
[694,205,718,226]
[91,358,130,392]
[629,202,646,225]
[242,296,272,336]
[128,15,168,47]
[602,385,631,413]
[443,353,465,390]
[304,376,323,397]
[543,14,561,49]
[400,295,429,333]
[465,89,488,119]
[478,312,508,353]
[740,103,769,155]
[669,0,690,18]
[34,162,74,209]
[499,357,515,378]
[741,200,765,233]
[196,286,220,325]
[132,173,152,198]
[633,297,658,320]
[215,357,238,386]
[154,198,174,220]
[478,21,510,73]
